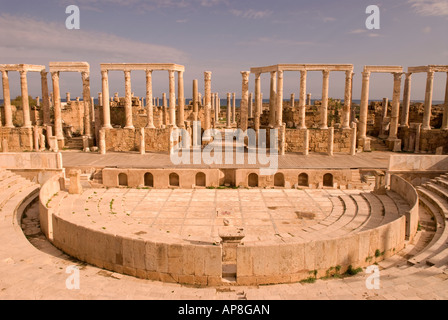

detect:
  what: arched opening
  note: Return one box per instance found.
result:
[248,173,258,187]
[144,172,154,187]
[274,173,285,187]
[323,173,334,187]
[169,173,180,187]
[298,173,309,187]
[118,173,128,187]
[195,172,206,187]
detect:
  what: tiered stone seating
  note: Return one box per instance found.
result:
[411,174,448,267]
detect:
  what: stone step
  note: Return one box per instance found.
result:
[435,177,448,192]
[0,178,36,212]
[374,194,400,223]
[0,175,28,193]
[345,194,371,233]
[321,194,358,236]
[424,182,448,204]
[417,187,448,219]
[0,170,15,181]
[304,196,344,232]
[359,192,385,231]
[408,196,446,265]
[427,245,448,267]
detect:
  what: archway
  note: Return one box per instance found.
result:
[274,173,285,187]
[144,172,154,187]
[323,173,333,187]
[195,172,206,187]
[248,173,259,187]
[169,173,180,187]
[118,173,128,187]
[298,173,309,187]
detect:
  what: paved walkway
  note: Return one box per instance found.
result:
[61,151,391,170]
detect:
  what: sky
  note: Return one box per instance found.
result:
[0,0,447,101]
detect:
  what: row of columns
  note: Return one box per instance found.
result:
[51,71,92,140]
[101,69,185,130]
[400,71,448,131]
[359,71,403,146]
[249,69,353,131]
[1,70,50,129]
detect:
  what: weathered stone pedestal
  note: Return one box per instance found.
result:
[68,169,83,195]
[219,227,245,279]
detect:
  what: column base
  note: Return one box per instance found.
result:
[421,126,431,131]
[124,126,135,130]
[319,126,329,130]
[145,124,156,129]
[102,124,113,129]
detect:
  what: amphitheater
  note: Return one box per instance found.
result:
[0,62,447,300]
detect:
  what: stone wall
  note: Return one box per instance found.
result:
[398,127,448,154]
[285,128,353,154]
[0,127,35,152]
[104,127,171,153]
[102,167,363,190]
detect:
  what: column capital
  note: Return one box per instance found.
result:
[345,70,353,77]
[51,71,59,80]
[101,70,108,76]
[146,69,153,74]
[427,71,435,79]
[1,70,8,78]
[204,71,212,81]
[270,71,277,78]
[322,69,330,77]
[277,70,284,79]
[19,70,27,77]
[255,72,261,79]
[81,71,90,78]
[362,71,371,78]
[241,71,250,79]
[393,72,403,81]
[40,70,48,77]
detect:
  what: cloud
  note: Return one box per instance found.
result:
[236,37,319,46]
[55,0,224,11]
[0,13,186,63]
[423,26,432,33]
[349,29,367,34]
[408,0,448,16]
[230,9,272,19]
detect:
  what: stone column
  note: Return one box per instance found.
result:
[269,71,277,127]
[178,71,185,128]
[99,129,106,154]
[422,71,434,130]
[168,70,176,127]
[211,93,216,125]
[254,73,261,132]
[240,71,250,131]
[193,79,199,121]
[350,122,357,156]
[98,92,103,107]
[232,93,236,124]
[328,127,334,156]
[33,126,40,152]
[401,73,412,128]
[442,72,448,130]
[358,71,371,142]
[101,70,112,129]
[124,70,134,129]
[226,93,231,129]
[276,71,284,127]
[51,72,64,140]
[81,71,93,136]
[299,70,307,129]
[388,72,403,140]
[140,127,145,155]
[20,70,32,128]
[40,71,50,127]
[145,70,155,128]
[162,93,168,126]
[248,92,253,118]
[204,71,212,133]
[290,93,295,108]
[379,97,389,138]
[307,93,311,106]
[303,129,309,156]
[2,71,13,128]
[215,93,220,123]
[66,92,71,103]
[342,71,353,129]
[320,70,330,129]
